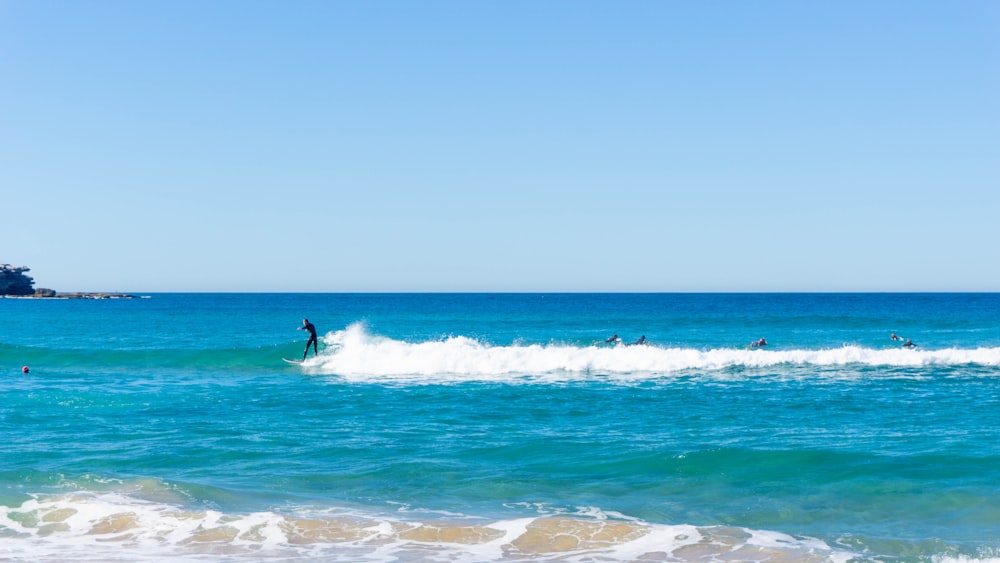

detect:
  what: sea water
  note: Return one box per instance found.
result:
[1,293,998,562]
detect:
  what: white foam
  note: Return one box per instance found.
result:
[0,492,859,562]
[305,324,1000,383]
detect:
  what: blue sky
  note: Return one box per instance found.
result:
[2,1,997,292]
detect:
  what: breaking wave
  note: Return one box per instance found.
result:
[301,324,1000,382]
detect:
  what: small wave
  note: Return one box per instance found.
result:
[0,489,856,562]
[302,324,1000,382]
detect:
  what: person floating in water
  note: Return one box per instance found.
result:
[891,331,901,341]
[298,318,318,360]
[633,335,647,346]
[750,337,767,348]
[604,334,621,344]
[902,338,916,348]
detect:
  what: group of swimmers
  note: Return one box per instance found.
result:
[601,333,917,350]
[606,334,765,349]
[749,334,915,349]
[891,331,917,348]
[603,334,647,346]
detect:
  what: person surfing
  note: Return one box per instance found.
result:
[298,318,318,360]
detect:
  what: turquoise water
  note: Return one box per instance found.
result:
[2,293,999,562]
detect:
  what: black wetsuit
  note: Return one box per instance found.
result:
[302,322,318,358]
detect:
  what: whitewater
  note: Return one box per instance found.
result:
[308,322,1000,381]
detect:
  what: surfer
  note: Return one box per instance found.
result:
[633,335,647,346]
[902,339,916,348]
[891,331,901,341]
[750,337,767,348]
[298,318,318,359]
[604,334,621,344]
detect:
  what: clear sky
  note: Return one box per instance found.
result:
[2,1,998,292]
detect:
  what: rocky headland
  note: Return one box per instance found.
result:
[1,264,138,299]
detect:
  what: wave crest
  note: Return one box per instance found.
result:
[303,324,1000,381]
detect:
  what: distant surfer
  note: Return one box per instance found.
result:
[902,339,916,348]
[21,366,29,374]
[891,332,901,341]
[633,335,647,346]
[750,337,767,348]
[298,318,318,360]
[604,334,621,344]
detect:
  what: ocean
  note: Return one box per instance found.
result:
[1,293,998,562]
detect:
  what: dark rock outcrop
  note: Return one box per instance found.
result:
[1,264,137,298]
[0,264,35,295]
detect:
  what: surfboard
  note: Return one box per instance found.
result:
[282,358,304,364]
